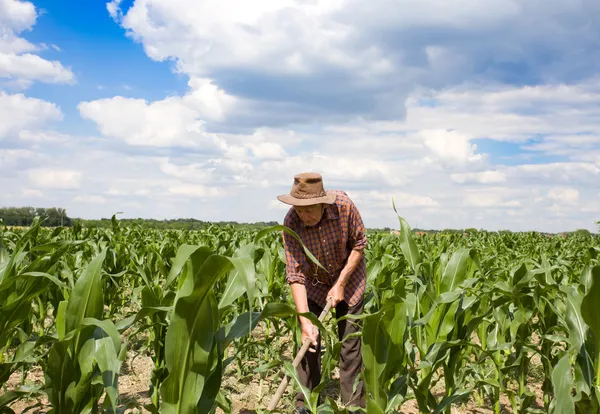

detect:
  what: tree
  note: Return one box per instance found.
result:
[574,229,592,237]
[0,206,72,227]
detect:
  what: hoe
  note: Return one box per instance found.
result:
[240,298,333,413]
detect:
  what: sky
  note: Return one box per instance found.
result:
[1,0,600,232]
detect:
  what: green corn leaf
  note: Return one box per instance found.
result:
[160,251,232,414]
[549,354,575,414]
[431,389,471,414]
[391,201,421,272]
[561,285,588,352]
[361,309,389,413]
[164,245,213,291]
[439,248,471,294]
[581,266,600,343]
[65,249,107,335]
[254,224,325,270]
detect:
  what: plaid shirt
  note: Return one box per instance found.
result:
[282,190,367,308]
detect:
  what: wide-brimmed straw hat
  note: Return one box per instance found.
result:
[277,172,336,206]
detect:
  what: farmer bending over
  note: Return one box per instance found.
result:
[277,172,366,413]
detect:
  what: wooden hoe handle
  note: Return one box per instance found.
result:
[266,298,334,411]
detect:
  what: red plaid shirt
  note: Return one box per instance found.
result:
[282,190,367,308]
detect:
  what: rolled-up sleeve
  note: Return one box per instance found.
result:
[348,200,367,251]
[282,214,306,285]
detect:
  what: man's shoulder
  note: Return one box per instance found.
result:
[330,190,355,208]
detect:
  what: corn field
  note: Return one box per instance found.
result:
[1,214,599,414]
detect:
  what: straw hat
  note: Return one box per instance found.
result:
[277,172,337,206]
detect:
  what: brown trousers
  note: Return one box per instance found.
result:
[295,298,365,409]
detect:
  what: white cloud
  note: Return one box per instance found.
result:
[547,187,579,206]
[451,171,507,184]
[79,95,206,147]
[106,0,123,21]
[0,36,37,54]
[0,148,34,164]
[103,0,600,130]
[0,0,37,32]
[513,163,600,186]
[0,0,74,88]
[105,188,127,196]
[19,130,70,143]
[350,190,439,208]
[0,92,62,138]
[168,184,225,198]
[5,0,600,233]
[74,195,107,204]
[184,78,237,121]
[403,80,600,144]
[247,141,286,160]
[0,53,74,87]
[28,169,82,189]
[421,129,483,165]
[21,188,43,198]
[78,79,237,148]
[65,75,600,231]
[462,189,522,209]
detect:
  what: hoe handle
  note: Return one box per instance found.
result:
[267,298,333,411]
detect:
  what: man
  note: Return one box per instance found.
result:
[277,172,367,413]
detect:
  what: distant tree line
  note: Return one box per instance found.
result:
[2,206,598,234]
[0,207,72,227]
[79,217,280,231]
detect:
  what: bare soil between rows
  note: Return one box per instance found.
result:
[4,323,546,414]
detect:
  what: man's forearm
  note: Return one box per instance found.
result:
[290,282,312,327]
[337,248,363,286]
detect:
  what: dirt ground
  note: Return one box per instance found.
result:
[4,321,546,414]
[5,350,545,414]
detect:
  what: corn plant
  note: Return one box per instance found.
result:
[2,213,600,414]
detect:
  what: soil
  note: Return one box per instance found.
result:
[4,351,546,414]
[3,322,547,414]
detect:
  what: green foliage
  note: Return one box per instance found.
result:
[1,215,600,413]
[0,206,71,227]
[77,218,279,231]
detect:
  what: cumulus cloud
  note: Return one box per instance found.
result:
[19,130,70,143]
[78,95,211,148]
[247,142,286,160]
[28,169,82,189]
[68,71,600,231]
[74,195,107,204]
[350,190,439,209]
[0,0,74,88]
[421,129,483,166]
[78,79,237,147]
[451,171,507,184]
[0,91,62,139]
[0,0,37,32]
[547,187,580,205]
[105,0,600,128]
[168,184,225,198]
[5,0,600,232]
[106,0,122,21]
[21,188,43,198]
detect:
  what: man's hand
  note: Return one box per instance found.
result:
[327,281,345,307]
[301,321,319,352]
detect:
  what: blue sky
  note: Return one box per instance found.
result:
[1,0,600,232]
[15,0,186,134]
